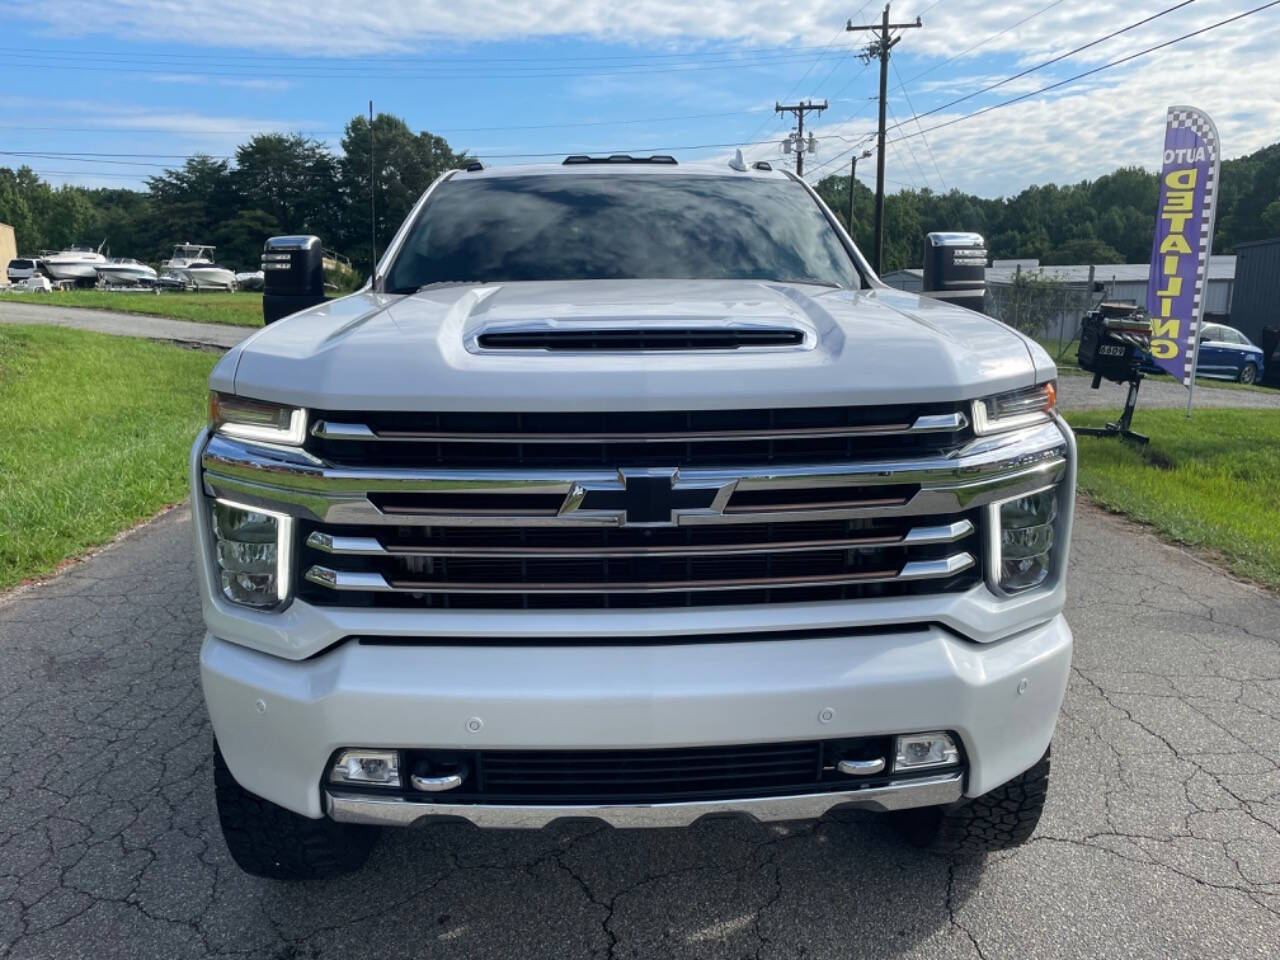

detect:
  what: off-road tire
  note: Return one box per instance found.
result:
[893,749,1050,857]
[1239,362,1258,385]
[213,742,379,880]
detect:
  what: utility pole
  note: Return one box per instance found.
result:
[847,4,922,274]
[775,99,827,176]
[848,147,873,237]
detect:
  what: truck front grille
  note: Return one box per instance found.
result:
[307,403,971,469]
[202,401,1081,619]
[294,513,982,609]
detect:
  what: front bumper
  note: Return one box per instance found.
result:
[326,772,964,829]
[202,613,1072,822]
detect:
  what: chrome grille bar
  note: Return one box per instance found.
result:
[201,422,1069,529]
[304,520,973,559]
[310,411,967,444]
[304,552,975,595]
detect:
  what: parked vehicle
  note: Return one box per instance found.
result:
[1141,322,1265,384]
[6,258,40,283]
[194,157,1076,880]
[6,274,53,293]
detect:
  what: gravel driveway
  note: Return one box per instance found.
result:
[1,505,1279,960]
[1056,373,1280,411]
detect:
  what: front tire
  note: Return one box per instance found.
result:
[893,749,1050,857]
[213,741,379,880]
[1239,362,1258,385]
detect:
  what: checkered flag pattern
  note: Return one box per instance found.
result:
[1166,107,1220,380]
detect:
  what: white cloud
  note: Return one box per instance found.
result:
[4,1,1278,197]
[7,0,1269,55]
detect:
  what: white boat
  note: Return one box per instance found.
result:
[234,270,264,291]
[161,243,237,291]
[95,258,158,286]
[42,245,107,284]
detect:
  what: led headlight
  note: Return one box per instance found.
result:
[210,499,292,608]
[988,485,1058,593]
[972,381,1056,435]
[208,392,306,445]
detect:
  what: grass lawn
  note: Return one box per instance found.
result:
[1,289,263,327]
[1067,407,1280,589]
[0,324,216,590]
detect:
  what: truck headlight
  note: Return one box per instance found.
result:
[972,382,1056,435]
[988,486,1057,593]
[210,499,292,608]
[208,392,307,445]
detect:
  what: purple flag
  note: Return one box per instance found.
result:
[1146,106,1221,386]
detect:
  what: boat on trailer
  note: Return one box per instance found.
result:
[161,243,237,291]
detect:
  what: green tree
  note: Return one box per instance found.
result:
[214,208,282,270]
[338,113,469,272]
[234,134,338,240]
[144,155,237,260]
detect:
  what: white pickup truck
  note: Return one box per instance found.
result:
[193,156,1075,880]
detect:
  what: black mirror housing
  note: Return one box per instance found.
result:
[262,235,326,324]
[922,232,986,313]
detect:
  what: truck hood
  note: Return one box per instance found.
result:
[216,279,1050,411]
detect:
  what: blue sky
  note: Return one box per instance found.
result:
[1,0,1277,196]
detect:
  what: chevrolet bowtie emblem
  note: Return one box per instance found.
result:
[559,469,736,526]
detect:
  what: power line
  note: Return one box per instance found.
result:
[891,60,947,191]
[804,0,1204,180]
[0,42,845,65]
[0,50,843,81]
[737,22,854,150]
[898,0,1065,88]
[0,137,805,168]
[0,108,775,137]
[888,0,1279,146]
[885,101,934,191]
[883,0,1198,138]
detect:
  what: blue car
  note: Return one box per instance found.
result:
[1142,322,1266,384]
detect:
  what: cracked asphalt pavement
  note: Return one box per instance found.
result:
[2,500,1279,959]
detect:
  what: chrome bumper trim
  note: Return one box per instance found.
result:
[324,772,963,829]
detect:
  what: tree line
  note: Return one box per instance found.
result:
[2,113,1277,275]
[0,112,467,273]
[813,140,1280,272]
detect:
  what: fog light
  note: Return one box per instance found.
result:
[209,499,292,608]
[894,733,959,770]
[330,749,401,787]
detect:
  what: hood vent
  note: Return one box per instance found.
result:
[477,327,805,352]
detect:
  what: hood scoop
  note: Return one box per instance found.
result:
[476,323,807,352]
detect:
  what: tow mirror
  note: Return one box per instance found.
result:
[261,235,326,325]
[922,232,986,313]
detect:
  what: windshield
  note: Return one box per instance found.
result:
[384,173,860,292]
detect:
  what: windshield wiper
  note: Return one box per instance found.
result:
[768,277,842,288]
[383,280,481,294]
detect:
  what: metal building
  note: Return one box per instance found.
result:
[1229,237,1280,344]
[881,256,1237,344]
[0,223,15,285]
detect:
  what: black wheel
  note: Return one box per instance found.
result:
[213,741,379,880]
[893,749,1050,857]
[1239,362,1258,385]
